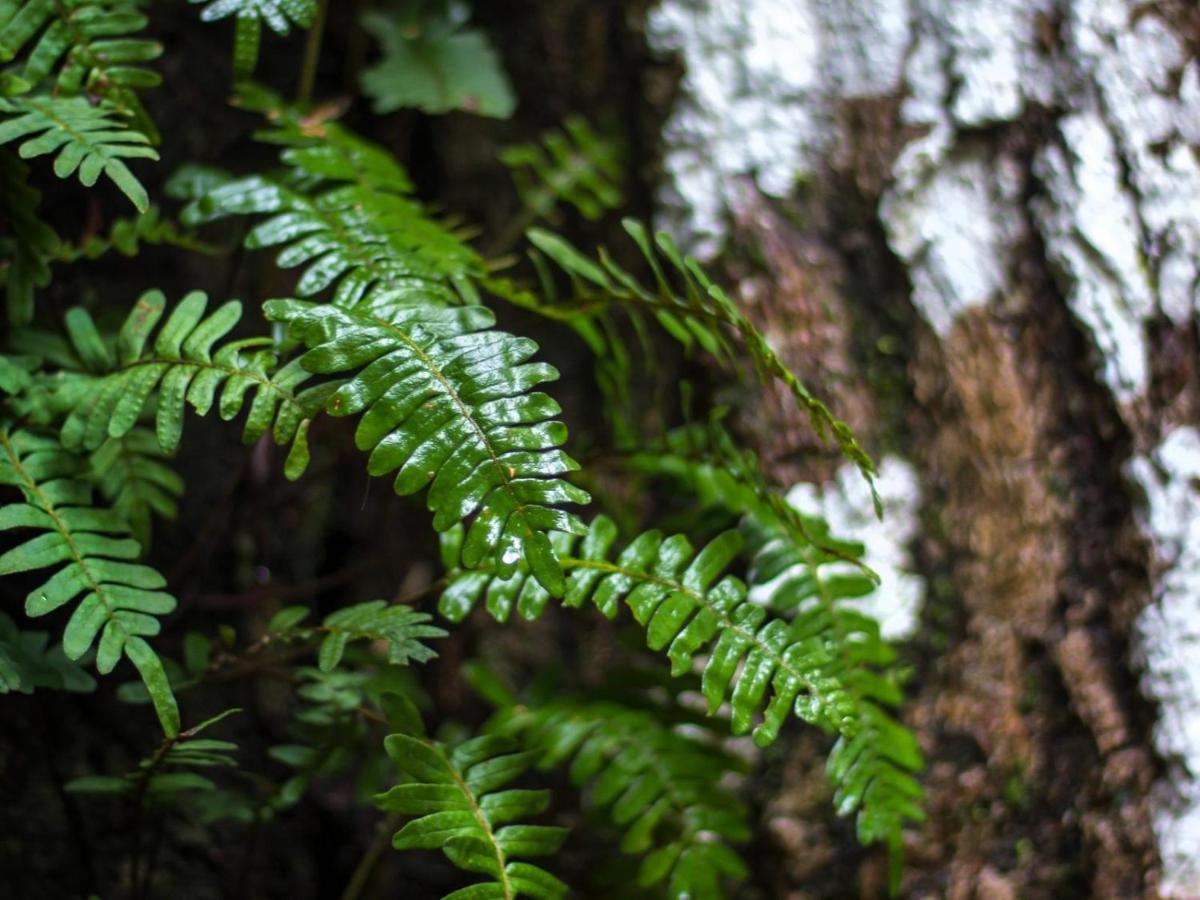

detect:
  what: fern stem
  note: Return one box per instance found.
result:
[338,810,403,900]
[297,0,331,106]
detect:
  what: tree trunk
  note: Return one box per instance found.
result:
[647,1,1200,896]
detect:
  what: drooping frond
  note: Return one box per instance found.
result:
[25,290,333,479]
[0,426,179,734]
[0,150,57,325]
[359,5,515,118]
[499,116,624,226]
[266,296,590,593]
[181,90,486,308]
[89,428,184,550]
[377,732,569,900]
[0,96,157,209]
[508,699,750,900]
[744,515,925,879]
[189,0,317,79]
[0,0,161,131]
[521,220,879,508]
[0,609,95,693]
[439,515,857,746]
[265,600,447,672]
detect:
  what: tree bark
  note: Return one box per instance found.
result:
[648,0,1200,896]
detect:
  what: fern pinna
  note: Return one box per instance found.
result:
[0,427,178,734]
[377,732,568,900]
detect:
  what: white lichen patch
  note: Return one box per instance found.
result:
[784,456,925,640]
[1128,427,1200,897]
[1033,112,1155,402]
[647,0,910,254]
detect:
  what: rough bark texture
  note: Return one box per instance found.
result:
[647,0,1200,896]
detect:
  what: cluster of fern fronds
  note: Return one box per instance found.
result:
[0,2,924,897]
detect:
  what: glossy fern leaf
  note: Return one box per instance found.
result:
[189,0,317,79]
[181,93,486,308]
[0,96,157,209]
[511,699,750,900]
[0,0,161,136]
[0,427,179,734]
[266,295,589,593]
[377,732,569,900]
[35,290,333,479]
[439,515,857,745]
[267,600,447,673]
[525,220,879,508]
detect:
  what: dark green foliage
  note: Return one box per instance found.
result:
[377,731,569,899]
[500,116,624,225]
[267,295,590,593]
[0,609,95,693]
[266,600,447,672]
[0,427,178,733]
[0,150,56,325]
[507,699,750,900]
[360,2,515,118]
[89,428,184,549]
[440,515,858,746]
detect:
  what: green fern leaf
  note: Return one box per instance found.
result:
[0,95,157,210]
[181,99,486,309]
[34,290,333,479]
[266,295,590,593]
[0,0,161,135]
[439,515,857,745]
[511,699,750,900]
[318,601,446,672]
[0,426,179,734]
[189,0,316,79]
[359,5,515,118]
[377,732,568,900]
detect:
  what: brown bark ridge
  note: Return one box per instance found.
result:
[646,0,1200,896]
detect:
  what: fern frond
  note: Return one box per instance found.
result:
[89,428,184,550]
[744,516,925,873]
[65,707,240,798]
[181,96,486,308]
[189,0,317,79]
[377,732,569,900]
[440,515,857,746]
[523,220,879,508]
[499,116,623,226]
[0,149,59,325]
[266,295,590,593]
[269,600,447,672]
[0,95,157,209]
[510,699,750,900]
[0,426,179,734]
[0,0,161,133]
[0,609,95,693]
[31,290,333,479]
